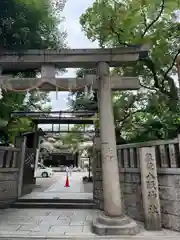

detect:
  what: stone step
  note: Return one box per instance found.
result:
[0,235,179,240]
[10,201,97,209]
[17,198,94,204]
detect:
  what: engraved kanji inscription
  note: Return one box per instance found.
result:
[145,153,154,169]
[148,190,157,198]
[146,172,157,198]
[146,179,156,189]
[148,204,160,214]
[146,172,155,180]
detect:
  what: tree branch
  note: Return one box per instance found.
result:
[109,18,137,47]
[160,68,179,101]
[141,0,165,37]
[143,58,160,88]
[115,96,137,124]
[141,8,148,28]
[116,109,147,132]
[163,49,180,79]
[139,82,157,91]
[143,58,178,101]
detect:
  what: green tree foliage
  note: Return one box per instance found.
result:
[0,0,65,50]
[0,0,66,143]
[77,0,180,142]
[7,117,35,143]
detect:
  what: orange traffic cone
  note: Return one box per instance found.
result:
[65,173,70,187]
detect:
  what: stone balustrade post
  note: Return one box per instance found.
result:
[178,134,180,153]
[15,136,27,198]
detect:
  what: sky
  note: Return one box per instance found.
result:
[49,0,98,111]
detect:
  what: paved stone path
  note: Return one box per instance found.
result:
[21,172,93,200]
[30,174,60,193]
[0,208,179,239]
[1,173,180,239]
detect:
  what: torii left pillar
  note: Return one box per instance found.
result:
[92,62,139,235]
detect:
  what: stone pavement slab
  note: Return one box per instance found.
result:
[20,172,93,200]
[0,209,179,239]
[22,192,93,199]
[0,235,180,240]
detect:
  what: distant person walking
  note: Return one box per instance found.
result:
[65,166,69,176]
[69,165,73,176]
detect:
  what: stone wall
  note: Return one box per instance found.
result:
[93,136,180,231]
[158,170,180,231]
[0,168,19,208]
[0,147,20,208]
[93,156,143,220]
[93,151,103,210]
[120,171,143,221]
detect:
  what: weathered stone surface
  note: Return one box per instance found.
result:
[0,169,19,208]
[162,213,180,231]
[158,175,180,188]
[161,200,180,216]
[93,143,180,233]
[0,171,17,181]
[119,174,125,182]
[93,147,142,222]
[94,191,103,201]
[94,181,102,189]
[99,202,104,210]
[139,147,161,231]
[132,173,141,183]
[124,194,141,207]
[159,186,180,201]
[124,183,140,194]
[92,212,140,235]
[126,206,144,221]
[0,46,149,72]
[124,194,137,204]
[124,183,134,194]
[0,181,17,200]
[124,173,132,183]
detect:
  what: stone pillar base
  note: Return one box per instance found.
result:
[92,212,139,236]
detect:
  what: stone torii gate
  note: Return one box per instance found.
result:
[0,46,149,235]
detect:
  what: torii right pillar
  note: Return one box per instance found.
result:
[92,62,139,235]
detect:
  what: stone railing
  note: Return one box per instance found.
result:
[0,147,20,208]
[0,146,20,168]
[117,137,179,169]
[93,136,180,232]
[117,137,180,231]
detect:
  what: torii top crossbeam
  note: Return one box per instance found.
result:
[0,46,149,72]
